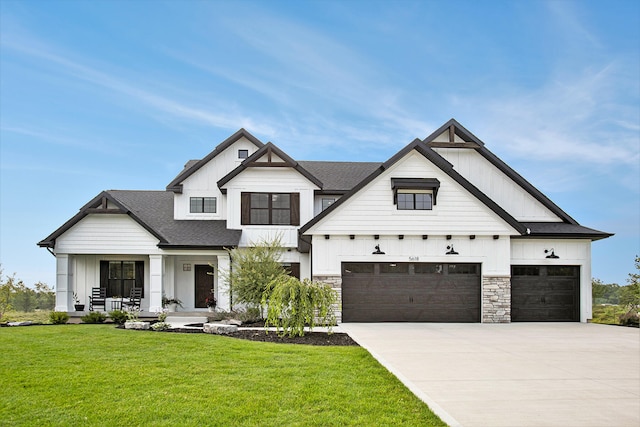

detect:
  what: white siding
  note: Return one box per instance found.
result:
[306,151,518,236]
[312,235,511,276]
[511,238,592,321]
[67,254,151,310]
[224,167,319,247]
[174,137,260,220]
[434,148,561,222]
[55,214,160,254]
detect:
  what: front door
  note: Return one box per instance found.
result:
[194,265,214,308]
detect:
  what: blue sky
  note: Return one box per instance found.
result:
[1,0,638,288]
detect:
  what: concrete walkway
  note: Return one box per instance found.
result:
[340,323,640,427]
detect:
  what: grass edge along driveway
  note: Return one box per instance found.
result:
[0,325,445,426]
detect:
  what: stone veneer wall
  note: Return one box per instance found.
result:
[313,275,342,323]
[482,276,511,323]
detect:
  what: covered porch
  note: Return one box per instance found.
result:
[54,251,232,313]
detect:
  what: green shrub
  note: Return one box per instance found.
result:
[619,309,639,327]
[108,310,128,325]
[264,276,337,337]
[49,311,69,324]
[81,312,106,324]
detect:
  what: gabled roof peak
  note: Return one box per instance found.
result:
[166,128,265,193]
[425,118,484,149]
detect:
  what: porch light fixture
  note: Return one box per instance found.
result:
[372,245,385,255]
[446,245,458,255]
[545,249,559,259]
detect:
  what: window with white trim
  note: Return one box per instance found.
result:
[190,197,217,213]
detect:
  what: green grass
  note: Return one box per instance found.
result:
[1,310,52,323]
[591,304,627,325]
[0,325,445,426]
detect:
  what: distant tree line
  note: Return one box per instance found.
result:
[0,266,55,320]
[592,255,640,310]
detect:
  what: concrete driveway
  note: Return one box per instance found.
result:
[340,323,640,427]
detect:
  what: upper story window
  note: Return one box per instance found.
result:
[241,192,300,226]
[322,197,336,211]
[391,178,440,211]
[397,191,433,210]
[238,149,249,159]
[190,197,217,213]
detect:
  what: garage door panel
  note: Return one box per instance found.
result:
[342,262,480,322]
[511,265,579,322]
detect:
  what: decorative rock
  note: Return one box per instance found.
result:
[222,319,242,326]
[7,321,33,326]
[124,321,150,330]
[203,323,238,335]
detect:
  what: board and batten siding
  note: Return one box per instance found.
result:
[312,234,511,277]
[511,238,592,321]
[174,137,260,220]
[55,214,161,254]
[434,148,561,222]
[223,167,319,247]
[306,151,518,236]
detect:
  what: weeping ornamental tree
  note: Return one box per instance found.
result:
[264,276,337,338]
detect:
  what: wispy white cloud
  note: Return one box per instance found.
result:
[0,34,278,137]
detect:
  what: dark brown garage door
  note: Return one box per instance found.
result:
[511,265,580,322]
[342,262,481,322]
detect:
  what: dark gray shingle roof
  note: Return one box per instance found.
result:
[297,161,381,193]
[521,222,613,241]
[108,190,241,248]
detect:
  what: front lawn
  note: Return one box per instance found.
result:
[0,325,444,426]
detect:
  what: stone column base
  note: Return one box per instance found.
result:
[313,275,342,323]
[482,276,511,323]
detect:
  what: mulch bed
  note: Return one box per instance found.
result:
[156,321,359,346]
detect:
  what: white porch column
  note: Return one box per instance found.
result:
[217,254,231,311]
[55,254,71,312]
[149,255,163,312]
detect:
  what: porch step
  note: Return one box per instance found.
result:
[166,316,208,324]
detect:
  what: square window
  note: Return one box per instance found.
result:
[238,149,249,159]
[397,193,414,210]
[322,198,336,211]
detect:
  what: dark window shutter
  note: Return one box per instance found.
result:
[290,193,300,226]
[135,261,145,298]
[241,193,251,225]
[100,261,108,288]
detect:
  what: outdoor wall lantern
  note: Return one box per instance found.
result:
[372,245,385,255]
[446,245,459,255]
[545,248,559,259]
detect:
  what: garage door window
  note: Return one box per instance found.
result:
[512,266,540,276]
[548,266,578,276]
[343,263,375,274]
[448,264,479,274]
[414,264,443,274]
[380,263,409,274]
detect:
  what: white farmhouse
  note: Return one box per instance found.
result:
[39,119,611,322]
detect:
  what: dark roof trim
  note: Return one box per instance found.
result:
[37,191,167,248]
[217,142,323,193]
[300,138,527,235]
[424,119,578,225]
[166,128,264,193]
[518,222,613,241]
[156,244,235,250]
[424,119,485,147]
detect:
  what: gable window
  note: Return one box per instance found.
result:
[322,197,336,211]
[241,192,300,225]
[391,178,440,210]
[190,197,216,213]
[397,191,433,210]
[238,149,249,159]
[100,261,144,298]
